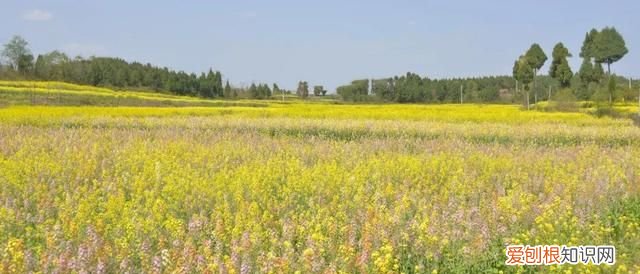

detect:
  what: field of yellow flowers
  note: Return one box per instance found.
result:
[0,102,639,273]
[0,81,268,108]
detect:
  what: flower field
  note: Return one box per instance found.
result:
[0,81,267,108]
[0,103,639,273]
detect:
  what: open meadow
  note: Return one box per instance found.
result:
[0,92,639,272]
[2,2,639,271]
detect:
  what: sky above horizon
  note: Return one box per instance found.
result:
[1,0,638,91]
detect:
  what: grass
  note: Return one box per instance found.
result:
[0,81,639,273]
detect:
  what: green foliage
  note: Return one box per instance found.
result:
[297,81,309,98]
[593,62,605,82]
[337,79,369,101]
[514,56,533,89]
[223,81,232,98]
[555,60,573,88]
[1,35,31,70]
[372,78,394,101]
[524,43,547,71]
[249,83,271,99]
[552,88,578,112]
[579,29,598,58]
[549,43,573,87]
[478,87,499,102]
[313,85,326,96]
[16,54,34,75]
[2,36,231,99]
[578,58,594,84]
[593,27,628,73]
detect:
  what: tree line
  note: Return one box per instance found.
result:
[1,29,635,104]
[338,27,634,105]
[337,74,560,104]
[513,27,629,108]
[0,35,296,99]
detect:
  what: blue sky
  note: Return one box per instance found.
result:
[1,0,638,91]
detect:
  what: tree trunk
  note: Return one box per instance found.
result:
[609,92,612,106]
[608,62,612,106]
[527,91,530,110]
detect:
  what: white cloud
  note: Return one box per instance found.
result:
[63,43,108,57]
[22,9,53,21]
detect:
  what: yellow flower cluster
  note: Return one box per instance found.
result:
[0,104,638,273]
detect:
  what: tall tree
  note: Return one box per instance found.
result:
[34,54,46,78]
[2,35,31,71]
[297,81,309,98]
[214,71,223,97]
[555,61,573,89]
[592,27,628,75]
[579,29,598,59]
[525,43,547,103]
[249,83,258,98]
[17,54,34,75]
[514,56,534,109]
[525,43,548,73]
[592,62,604,83]
[592,27,627,105]
[512,59,520,93]
[223,80,232,98]
[578,58,594,84]
[549,43,573,87]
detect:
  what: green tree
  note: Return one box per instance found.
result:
[223,80,232,98]
[214,71,223,97]
[549,43,573,88]
[592,62,604,83]
[555,61,573,88]
[514,56,534,109]
[1,35,31,71]
[579,29,598,59]
[17,54,34,75]
[260,84,271,98]
[297,81,309,98]
[592,27,628,75]
[525,43,548,74]
[313,85,325,96]
[525,43,547,104]
[372,78,394,101]
[34,55,46,78]
[578,59,593,84]
[249,83,258,98]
